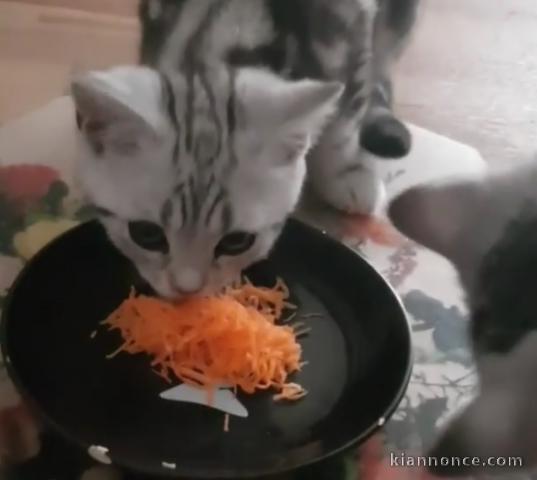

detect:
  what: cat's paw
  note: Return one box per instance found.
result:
[319,167,386,215]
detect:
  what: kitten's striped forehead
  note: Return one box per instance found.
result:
[146,0,278,235]
[160,66,236,166]
[159,67,236,233]
[161,171,233,232]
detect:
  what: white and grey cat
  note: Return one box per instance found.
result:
[71,0,418,299]
[389,159,537,476]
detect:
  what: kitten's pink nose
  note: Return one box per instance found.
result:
[171,268,204,295]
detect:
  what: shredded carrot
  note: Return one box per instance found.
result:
[102,279,308,404]
[223,413,230,432]
[273,383,308,401]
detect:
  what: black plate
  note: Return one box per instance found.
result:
[1,219,411,479]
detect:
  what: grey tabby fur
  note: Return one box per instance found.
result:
[389,159,537,476]
[71,0,418,299]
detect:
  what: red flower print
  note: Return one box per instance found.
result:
[358,435,440,480]
[0,164,60,213]
[359,434,386,479]
[364,459,438,480]
[384,243,418,289]
[0,402,41,465]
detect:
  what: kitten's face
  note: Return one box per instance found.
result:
[388,160,537,475]
[72,66,341,298]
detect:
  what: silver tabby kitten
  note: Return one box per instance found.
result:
[389,159,537,476]
[72,0,418,299]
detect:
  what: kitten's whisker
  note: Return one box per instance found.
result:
[294,327,311,337]
[291,321,306,330]
[300,313,324,319]
[282,312,297,324]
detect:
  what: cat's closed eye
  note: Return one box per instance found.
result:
[215,232,256,258]
[128,221,169,253]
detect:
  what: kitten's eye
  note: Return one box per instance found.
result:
[215,231,256,257]
[128,221,169,253]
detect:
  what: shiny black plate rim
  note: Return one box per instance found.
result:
[1,218,413,478]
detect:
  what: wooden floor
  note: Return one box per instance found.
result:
[397,0,537,165]
[1,0,536,165]
[0,0,138,124]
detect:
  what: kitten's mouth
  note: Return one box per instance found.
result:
[139,269,243,302]
[159,282,227,303]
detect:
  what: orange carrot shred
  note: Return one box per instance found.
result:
[224,413,230,433]
[102,279,308,406]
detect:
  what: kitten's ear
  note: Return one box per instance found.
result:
[388,175,485,260]
[71,66,163,155]
[237,69,343,163]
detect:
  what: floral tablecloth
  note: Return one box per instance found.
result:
[0,97,519,480]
